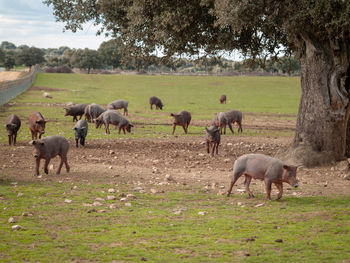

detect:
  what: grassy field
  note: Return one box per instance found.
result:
[1,73,350,262]
[0,73,300,143]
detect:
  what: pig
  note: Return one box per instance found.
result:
[225,110,243,133]
[95,110,133,134]
[213,112,229,134]
[64,103,87,122]
[170,110,191,134]
[73,120,88,148]
[29,111,46,140]
[227,153,299,200]
[85,103,105,122]
[5,114,21,146]
[29,135,70,176]
[149,96,163,110]
[107,100,129,116]
[205,126,220,157]
[220,94,226,104]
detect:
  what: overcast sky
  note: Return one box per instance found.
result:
[0,0,110,50]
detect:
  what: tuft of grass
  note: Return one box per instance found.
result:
[0,73,299,143]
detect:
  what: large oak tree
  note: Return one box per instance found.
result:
[45,0,350,166]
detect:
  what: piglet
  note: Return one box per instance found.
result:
[29,135,70,176]
[227,153,298,200]
[205,126,220,157]
[149,96,163,110]
[73,120,88,147]
[5,114,21,145]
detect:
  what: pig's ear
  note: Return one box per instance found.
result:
[29,140,36,145]
[205,127,209,132]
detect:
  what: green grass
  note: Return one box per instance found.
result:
[0,73,299,143]
[0,180,349,262]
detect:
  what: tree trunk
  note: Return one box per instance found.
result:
[280,35,350,167]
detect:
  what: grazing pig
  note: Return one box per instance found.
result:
[73,120,88,147]
[64,103,87,122]
[225,110,243,133]
[205,126,220,157]
[95,110,133,134]
[29,135,70,176]
[29,111,46,140]
[5,114,21,146]
[107,100,129,116]
[149,96,163,110]
[227,154,299,200]
[220,94,227,104]
[85,103,105,122]
[213,112,229,134]
[170,110,191,134]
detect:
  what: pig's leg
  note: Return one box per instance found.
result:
[215,142,219,155]
[238,122,243,133]
[39,132,42,139]
[211,142,215,157]
[44,159,50,174]
[244,176,255,198]
[35,158,40,176]
[63,155,70,173]
[274,183,283,200]
[75,138,79,148]
[264,179,272,200]
[224,124,226,134]
[182,124,187,134]
[206,140,210,153]
[172,124,177,135]
[228,123,234,133]
[227,172,243,196]
[8,135,11,145]
[14,133,17,145]
[57,156,64,174]
[81,137,85,147]
[79,114,82,120]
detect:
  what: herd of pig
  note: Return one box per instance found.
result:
[4,94,299,200]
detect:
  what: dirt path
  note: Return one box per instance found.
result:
[1,136,349,199]
[0,72,25,82]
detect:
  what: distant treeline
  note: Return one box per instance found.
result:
[0,40,300,75]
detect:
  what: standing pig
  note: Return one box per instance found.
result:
[29,111,47,140]
[5,114,21,146]
[220,94,227,104]
[107,100,129,116]
[95,110,133,134]
[205,126,220,157]
[73,120,88,147]
[225,110,243,133]
[149,96,163,110]
[29,135,70,176]
[227,153,299,200]
[170,110,191,134]
[213,112,229,134]
[86,103,105,122]
[64,103,87,122]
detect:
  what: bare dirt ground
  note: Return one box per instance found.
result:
[0,71,25,82]
[1,135,349,199]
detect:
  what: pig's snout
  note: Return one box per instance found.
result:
[40,130,45,134]
[34,153,39,158]
[294,183,299,188]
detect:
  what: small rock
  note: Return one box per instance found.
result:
[8,217,16,223]
[17,193,24,197]
[125,202,132,207]
[224,158,230,163]
[49,164,54,171]
[93,201,103,206]
[134,187,144,192]
[107,195,116,200]
[108,188,115,193]
[109,166,113,170]
[165,174,174,181]
[12,225,22,231]
[64,199,72,204]
[335,160,349,171]
[82,203,93,207]
[95,197,105,202]
[344,175,350,180]
[150,189,158,194]
[126,194,136,199]
[275,239,283,243]
[72,186,78,190]
[109,204,118,209]
[120,198,127,202]
[98,210,106,213]
[109,150,115,155]
[198,211,207,216]
[227,143,233,146]
[237,202,243,206]
[173,210,182,215]
[255,203,264,208]
[43,92,52,98]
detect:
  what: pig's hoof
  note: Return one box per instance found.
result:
[44,169,48,174]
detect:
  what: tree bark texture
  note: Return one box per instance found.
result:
[291,34,350,166]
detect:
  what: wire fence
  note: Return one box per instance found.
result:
[0,66,40,106]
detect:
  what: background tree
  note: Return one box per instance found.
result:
[71,48,102,74]
[0,41,16,50]
[98,40,121,69]
[3,51,16,71]
[44,0,350,165]
[17,47,45,68]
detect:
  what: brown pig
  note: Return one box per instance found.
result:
[170,110,191,134]
[5,114,21,145]
[29,135,70,176]
[227,154,298,200]
[220,94,226,104]
[29,111,47,140]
